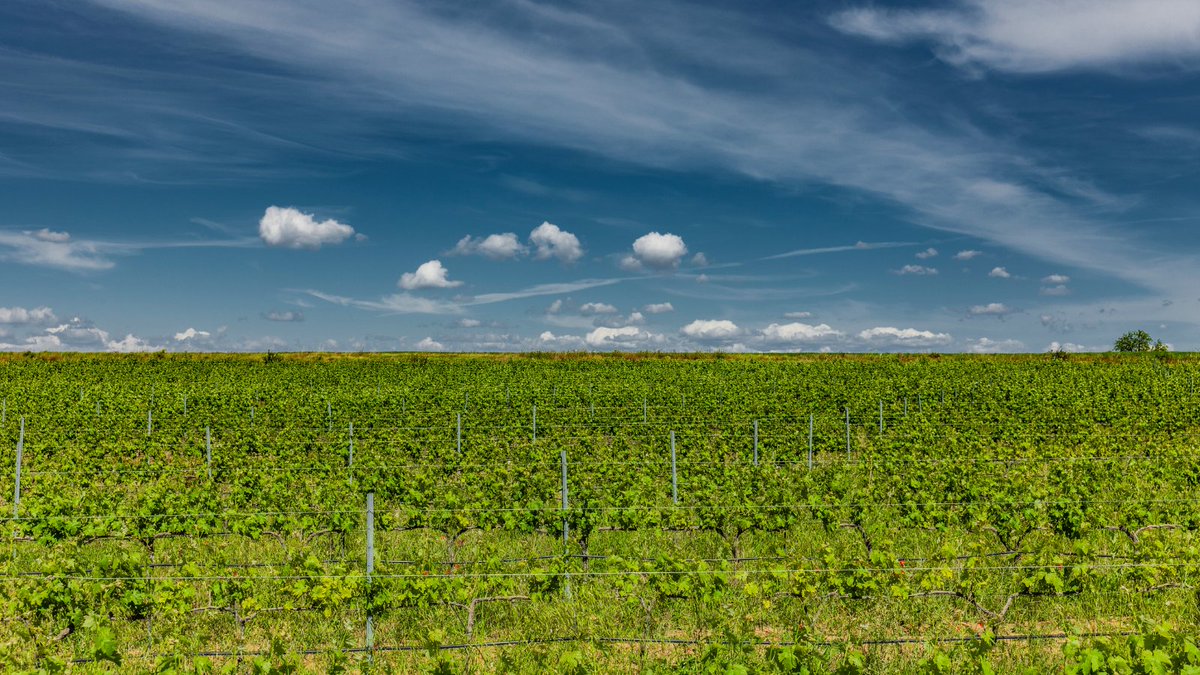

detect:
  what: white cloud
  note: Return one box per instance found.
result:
[263,310,304,322]
[761,322,842,343]
[1041,284,1072,296]
[1047,341,1092,352]
[585,325,643,348]
[624,232,688,271]
[2,316,159,353]
[451,232,526,260]
[643,302,674,314]
[0,229,117,271]
[414,336,444,351]
[174,327,211,341]
[858,326,952,346]
[108,334,157,353]
[1042,274,1071,284]
[539,330,585,348]
[953,250,982,261]
[456,318,482,328]
[398,259,463,290]
[691,252,709,267]
[969,302,1012,316]
[783,311,812,319]
[988,266,1011,278]
[579,302,618,315]
[258,206,355,249]
[831,0,1200,74]
[680,319,740,340]
[915,247,938,259]
[0,306,56,324]
[530,221,583,263]
[968,337,1025,354]
[895,264,938,276]
[546,299,564,314]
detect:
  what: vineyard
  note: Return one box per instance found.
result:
[3,351,1200,673]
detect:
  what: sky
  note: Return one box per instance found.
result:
[1,0,1199,354]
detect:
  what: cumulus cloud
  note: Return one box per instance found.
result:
[262,310,304,322]
[539,330,585,348]
[579,302,618,315]
[831,0,1200,74]
[546,299,564,314]
[761,322,842,343]
[258,206,356,249]
[1042,274,1071,284]
[398,259,462,290]
[680,319,740,340]
[0,306,56,324]
[967,337,1025,354]
[0,229,117,271]
[858,326,952,346]
[108,334,157,353]
[622,232,688,271]
[691,252,709,267]
[585,325,640,347]
[988,266,1011,278]
[530,221,583,263]
[915,247,938,259]
[174,327,211,341]
[784,311,812,319]
[969,302,1012,316]
[953,250,982,261]
[456,318,482,328]
[450,232,526,260]
[895,264,938,276]
[414,336,444,351]
[642,302,674,314]
[1041,284,1071,296]
[2,316,159,353]
[1047,341,1092,352]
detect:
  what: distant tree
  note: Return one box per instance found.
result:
[1114,330,1167,353]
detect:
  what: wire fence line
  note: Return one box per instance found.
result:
[11,492,1200,523]
[65,629,1146,665]
[16,450,1200,479]
[6,560,1200,581]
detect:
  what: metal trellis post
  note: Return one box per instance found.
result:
[365,493,375,661]
[670,430,678,505]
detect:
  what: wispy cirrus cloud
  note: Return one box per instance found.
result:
[831,0,1200,74]
[50,0,1190,300]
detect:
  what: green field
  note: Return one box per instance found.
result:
[3,352,1200,673]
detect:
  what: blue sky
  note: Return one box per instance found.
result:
[1,0,1198,353]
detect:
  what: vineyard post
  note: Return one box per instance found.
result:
[670,430,678,505]
[808,413,813,470]
[250,406,255,423]
[348,422,355,481]
[205,426,212,480]
[560,450,571,600]
[904,397,908,417]
[918,395,922,414]
[532,404,537,442]
[845,407,850,457]
[12,417,23,519]
[1,397,5,425]
[183,395,187,417]
[365,492,375,661]
[456,413,462,454]
[753,420,759,466]
[147,409,152,436]
[560,450,569,546]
